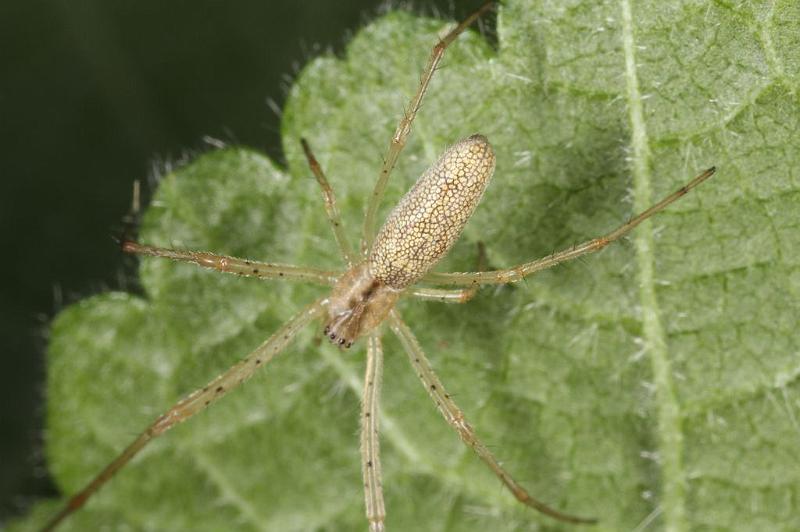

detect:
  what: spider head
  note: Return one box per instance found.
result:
[325,263,400,349]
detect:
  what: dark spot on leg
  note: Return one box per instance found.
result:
[255,358,262,365]
[430,384,437,391]
[216,386,224,393]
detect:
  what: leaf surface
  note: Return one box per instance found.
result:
[13,0,800,530]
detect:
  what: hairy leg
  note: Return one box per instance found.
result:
[361,1,494,253]
[122,241,340,285]
[301,138,357,266]
[360,334,386,532]
[388,311,596,524]
[42,298,327,531]
[423,167,716,286]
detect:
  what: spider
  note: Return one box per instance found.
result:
[42,1,716,530]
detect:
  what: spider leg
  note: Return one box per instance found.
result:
[388,311,596,525]
[423,166,716,286]
[408,287,479,303]
[301,138,357,266]
[122,241,340,285]
[361,1,494,253]
[42,298,328,532]
[410,242,486,303]
[361,333,386,532]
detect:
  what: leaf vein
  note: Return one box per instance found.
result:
[620,1,687,530]
[187,447,270,531]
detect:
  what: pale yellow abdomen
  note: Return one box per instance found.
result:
[369,134,495,289]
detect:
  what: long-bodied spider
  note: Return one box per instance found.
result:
[42,1,716,530]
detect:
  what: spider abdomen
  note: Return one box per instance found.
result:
[369,134,495,289]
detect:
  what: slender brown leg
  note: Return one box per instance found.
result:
[122,241,340,285]
[388,311,596,525]
[361,1,494,253]
[41,298,328,532]
[360,334,386,532]
[301,138,357,266]
[423,167,716,286]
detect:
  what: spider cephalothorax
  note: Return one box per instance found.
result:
[324,263,399,348]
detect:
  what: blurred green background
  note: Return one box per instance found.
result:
[0,0,479,522]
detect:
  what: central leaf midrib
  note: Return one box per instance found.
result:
[619,1,688,531]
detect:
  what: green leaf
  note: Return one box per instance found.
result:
[13,0,800,530]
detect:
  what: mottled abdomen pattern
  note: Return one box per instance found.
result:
[369,134,495,289]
